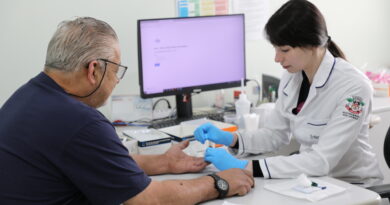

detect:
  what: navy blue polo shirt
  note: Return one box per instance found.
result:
[0,72,151,205]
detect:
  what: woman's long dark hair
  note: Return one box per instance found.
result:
[265,0,346,60]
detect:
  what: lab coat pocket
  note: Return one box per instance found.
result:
[297,119,329,145]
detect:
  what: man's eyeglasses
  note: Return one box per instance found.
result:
[69,58,128,98]
[97,58,128,80]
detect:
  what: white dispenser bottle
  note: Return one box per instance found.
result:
[235,79,251,128]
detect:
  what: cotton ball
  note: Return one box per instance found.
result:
[297,173,312,187]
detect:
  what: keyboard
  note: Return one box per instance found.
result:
[149,112,225,129]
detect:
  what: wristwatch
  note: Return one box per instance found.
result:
[208,173,229,199]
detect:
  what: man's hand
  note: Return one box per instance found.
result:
[217,169,254,197]
[205,148,248,171]
[164,140,209,174]
[194,123,234,146]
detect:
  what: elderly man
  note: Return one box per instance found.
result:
[0,17,253,205]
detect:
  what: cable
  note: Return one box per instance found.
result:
[245,78,261,107]
[152,98,171,111]
[191,92,201,97]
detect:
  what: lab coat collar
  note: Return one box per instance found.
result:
[282,50,336,96]
[312,50,336,89]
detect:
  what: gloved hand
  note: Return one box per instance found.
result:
[194,123,233,146]
[204,147,248,171]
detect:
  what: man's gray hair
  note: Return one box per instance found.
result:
[45,17,118,72]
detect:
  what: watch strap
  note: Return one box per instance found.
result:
[208,173,229,199]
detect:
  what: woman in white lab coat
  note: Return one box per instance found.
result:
[195,0,383,186]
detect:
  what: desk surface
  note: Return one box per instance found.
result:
[151,167,380,205]
[118,99,387,204]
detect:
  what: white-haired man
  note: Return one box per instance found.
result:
[0,17,253,205]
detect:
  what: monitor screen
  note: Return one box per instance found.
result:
[138,14,246,118]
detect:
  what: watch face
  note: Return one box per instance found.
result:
[217,180,228,191]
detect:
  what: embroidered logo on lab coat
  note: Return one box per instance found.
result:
[343,96,365,120]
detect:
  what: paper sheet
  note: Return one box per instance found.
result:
[264,178,346,202]
[177,0,229,17]
[231,0,270,40]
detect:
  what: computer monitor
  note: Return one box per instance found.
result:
[137,14,246,119]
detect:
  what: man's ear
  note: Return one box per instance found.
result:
[85,60,99,85]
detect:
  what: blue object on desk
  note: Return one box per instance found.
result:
[312,181,327,190]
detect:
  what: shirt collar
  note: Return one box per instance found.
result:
[32,72,67,93]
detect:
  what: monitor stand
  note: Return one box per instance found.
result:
[176,94,193,119]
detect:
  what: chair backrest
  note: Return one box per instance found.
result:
[383,126,390,168]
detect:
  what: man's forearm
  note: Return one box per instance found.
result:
[131,154,168,175]
[160,176,218,204]
[124,176,218,205]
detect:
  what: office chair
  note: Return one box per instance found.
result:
[367,125,390,200]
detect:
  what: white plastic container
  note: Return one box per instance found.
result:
[243,113,259,131]
[235,93,251,129]
[252,102,276,128]
[235,93,251,117]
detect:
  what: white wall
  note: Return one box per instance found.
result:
[1,0,389,117]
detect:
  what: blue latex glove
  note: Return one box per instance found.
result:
[204,147,248,171]
[194,123,233,146]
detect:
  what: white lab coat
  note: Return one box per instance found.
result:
[231,50,383,186]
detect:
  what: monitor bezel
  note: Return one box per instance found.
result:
[137,14,246,99]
